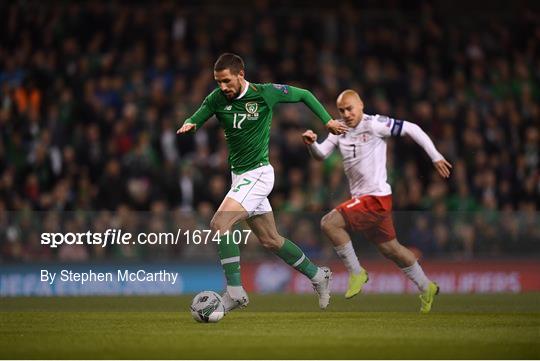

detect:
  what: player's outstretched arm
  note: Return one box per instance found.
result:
[176,95,216,135]
[302,129,337,160]
[401,121,452,178]
[293,88,348,134]
[270,85,347,135]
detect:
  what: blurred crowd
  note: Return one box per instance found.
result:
[1,1,539,263]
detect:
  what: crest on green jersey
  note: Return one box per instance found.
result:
[245,102,258,114]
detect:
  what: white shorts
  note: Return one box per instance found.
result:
[226,165,274,217]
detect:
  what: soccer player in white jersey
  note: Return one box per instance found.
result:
[302,89,452,313]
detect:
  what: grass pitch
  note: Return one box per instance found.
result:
[1,293,539,359]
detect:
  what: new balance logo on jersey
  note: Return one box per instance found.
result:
[224,105,232,111]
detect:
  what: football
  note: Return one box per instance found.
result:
[190,291,226,323]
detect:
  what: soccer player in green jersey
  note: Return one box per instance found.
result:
[177,53,348,311]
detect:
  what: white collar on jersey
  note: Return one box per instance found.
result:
[235,80,250,100]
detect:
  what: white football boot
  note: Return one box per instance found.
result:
[221,286,249,313]
[312,266,332,309]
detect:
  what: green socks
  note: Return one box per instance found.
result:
[274,238,318,279]
[217,234,241,286]
[219,235,319,285]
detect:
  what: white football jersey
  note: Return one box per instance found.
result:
[310,114,443,197]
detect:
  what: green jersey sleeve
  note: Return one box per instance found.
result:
[184,91,217,129]
[261,84,332,124]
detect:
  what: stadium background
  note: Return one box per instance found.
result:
[0,0,539,296]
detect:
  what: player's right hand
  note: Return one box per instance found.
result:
[434,159,452,178]
[302,130,317,145]
[326,119,348,135]
[176,123,196,134]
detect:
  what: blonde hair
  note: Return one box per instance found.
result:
[337,89,362,103]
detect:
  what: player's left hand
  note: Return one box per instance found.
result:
[326,119,348,135]
[176,123,196,134]
[434,159,452,178]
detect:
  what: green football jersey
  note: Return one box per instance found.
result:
[185,82,331,174]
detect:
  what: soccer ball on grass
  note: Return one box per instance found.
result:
[190,291,225,323]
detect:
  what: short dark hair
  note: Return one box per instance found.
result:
[214,53,244,74]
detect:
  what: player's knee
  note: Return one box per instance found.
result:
[320,213,337,234]
[210,216,229,234]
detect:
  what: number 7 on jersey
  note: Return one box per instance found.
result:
[233,113,247,129]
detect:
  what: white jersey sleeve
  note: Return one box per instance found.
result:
[370,114,404,138]
[370,115,443,162]
[401,121,444,162]
[308,133,339,160]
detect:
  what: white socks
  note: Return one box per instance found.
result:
[334,242,362,275]
[227,285,246,300]
[333,242,430,292]
[401,261,430,292]
[311,267,325,283]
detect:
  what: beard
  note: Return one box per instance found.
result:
[222,79,242,100]
[225,90,239,99]
[223,87,240,100]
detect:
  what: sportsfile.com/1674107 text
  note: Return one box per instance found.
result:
[40,229,252,248]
